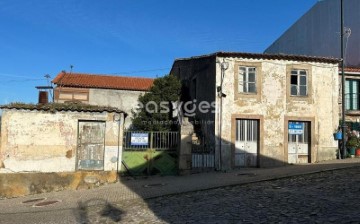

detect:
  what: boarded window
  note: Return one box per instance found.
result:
[73,93,88,101]
[55,88,89,103]
[59,93,73,100]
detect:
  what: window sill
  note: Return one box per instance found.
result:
[290,95,308,98]
[345,110,360,116]
[238,92,257,95]
[289,95,310,101]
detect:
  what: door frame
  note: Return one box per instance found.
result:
[284,116,315,164]
[231,114,263,168]
[76,120,106,171]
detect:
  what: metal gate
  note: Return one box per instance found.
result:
[288,121,310,164]
[235,119,259,167]
[77,121,106,170]
[191,144,215,171]
[122,131,179,176]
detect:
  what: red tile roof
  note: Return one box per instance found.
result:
[52,72,154,91]
[342,67,360,73]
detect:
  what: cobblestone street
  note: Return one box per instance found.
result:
[1,166,360,224]
[82,167,360,223]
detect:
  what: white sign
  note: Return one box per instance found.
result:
[131,133,149,146]
[288,123,304,135]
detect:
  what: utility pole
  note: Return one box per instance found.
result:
[44,74,53,102]
[217,60,228,171]
[340,0,346,159]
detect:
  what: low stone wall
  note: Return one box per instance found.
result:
[317,147,338,162]
[0,171,117,198]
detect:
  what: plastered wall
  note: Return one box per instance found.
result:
[89,88,146,129]
[0,109,124,173]
[216,57,339,169]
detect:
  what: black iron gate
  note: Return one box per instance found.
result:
[122,131,179,176]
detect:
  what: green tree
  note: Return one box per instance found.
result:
[131,74,181,131]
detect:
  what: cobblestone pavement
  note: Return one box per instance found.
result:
[1,167,360,224]
[78,167,360,223]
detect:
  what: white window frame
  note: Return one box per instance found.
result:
[238,67,256,93]
[290,69,308,96]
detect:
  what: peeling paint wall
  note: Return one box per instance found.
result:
[217,57,339,168]
[89,88,146,129]
[0,110,124,173]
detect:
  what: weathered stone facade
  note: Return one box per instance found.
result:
[0,108,125,173]
[172,52,340,170]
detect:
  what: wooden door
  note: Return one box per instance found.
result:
[77,121,105,170]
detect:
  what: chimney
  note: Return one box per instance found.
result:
[38,91,49,104]
[36,86,53,104]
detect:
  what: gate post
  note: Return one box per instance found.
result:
[178,117,194,175]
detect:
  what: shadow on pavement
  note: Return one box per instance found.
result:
[116,137,293,223]
[74,199,123,223]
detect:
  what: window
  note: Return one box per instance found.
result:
[55,87,89,103]
[238,67,256,93]
[234,62,261,102]
[345,80,360,110]
[290,69,307,96]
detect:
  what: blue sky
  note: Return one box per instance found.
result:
[0,0,318,103]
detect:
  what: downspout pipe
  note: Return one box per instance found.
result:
[341,0,347,159]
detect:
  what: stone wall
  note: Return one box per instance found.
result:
[217,57,339,168]
[0,171,117,198]
[0,109,124,173]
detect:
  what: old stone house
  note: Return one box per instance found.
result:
[0,103,126,173]
[52,72,154,128]
[171,52,340,171]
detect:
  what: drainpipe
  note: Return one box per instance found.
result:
[114,113,122,181]
[217,59,228,170]
[340,0,346,159]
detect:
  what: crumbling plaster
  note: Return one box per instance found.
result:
[216,57,339,168]
[0,109,124,173]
